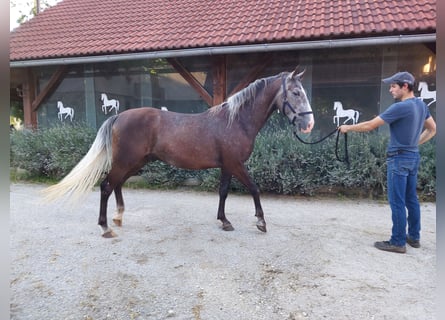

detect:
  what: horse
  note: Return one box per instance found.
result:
[101,93,120,114]
[333,101,359,126]
[57,101,74,122]
[43,68,314,238]
[418,81,436,106]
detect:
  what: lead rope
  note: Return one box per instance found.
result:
[293,128,350,167]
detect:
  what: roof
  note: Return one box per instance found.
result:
[10,0,436,62]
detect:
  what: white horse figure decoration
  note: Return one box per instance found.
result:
[101,93,120,115]
[57,101,74,122]
[418,82,436,106]
[333,101,359,126]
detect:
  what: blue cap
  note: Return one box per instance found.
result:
[382,71,415,85]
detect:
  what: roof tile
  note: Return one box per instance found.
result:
[10,0,436,62]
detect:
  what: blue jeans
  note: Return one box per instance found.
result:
[386,152,421,246]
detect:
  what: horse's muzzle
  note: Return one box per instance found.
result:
[299,114,314,133]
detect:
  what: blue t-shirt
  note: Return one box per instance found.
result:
[379,97,431,153]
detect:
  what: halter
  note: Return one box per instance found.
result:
[282,76,349,166]
[281,76,313,125]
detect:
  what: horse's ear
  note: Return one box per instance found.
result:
[290,67,305,80]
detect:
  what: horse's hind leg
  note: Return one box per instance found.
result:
[98,177,118,238]
[112,183,125,227]
[217,170,234,231]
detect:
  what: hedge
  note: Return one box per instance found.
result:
[10,117,436,200]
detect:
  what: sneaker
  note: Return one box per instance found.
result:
[374,241,406,253]
[406,237,420,248]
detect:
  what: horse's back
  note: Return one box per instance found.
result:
[111,107,251,170]
[152,108,225,168]
[109,108,161,166]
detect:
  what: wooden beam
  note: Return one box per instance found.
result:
[212,55,227,106]
[32,65,68,111]
[167,58,213,107]
[228,53,273,97]
[22,68,37,129]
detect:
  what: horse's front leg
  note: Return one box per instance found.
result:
[232,164,266,232]
[217,169,234,231]
[112,184,125,227]
[99,178,117,238]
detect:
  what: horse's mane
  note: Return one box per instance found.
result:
[210,74,282,126]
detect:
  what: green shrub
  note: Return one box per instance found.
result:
[418,140,436,198]
[247,123,388,197]
[9,118,436,200]
[142,161,199,188]
[10,123,96,179]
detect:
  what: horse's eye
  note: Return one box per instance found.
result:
[292,91,300,97]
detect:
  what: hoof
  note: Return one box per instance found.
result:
[256,220,267,233]
[102,229,118,238]
[222,222,234,231]
[113,218,122,227]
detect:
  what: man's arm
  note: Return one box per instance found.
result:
[339,116,385,133]
[418,116,436,145]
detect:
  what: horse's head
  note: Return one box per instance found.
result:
[57,101,62,109]
[277,68,314,133]
[333,101,340,110]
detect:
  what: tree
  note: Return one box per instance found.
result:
[11,0,60,27]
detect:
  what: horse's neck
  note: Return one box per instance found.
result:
[239,76,281,135]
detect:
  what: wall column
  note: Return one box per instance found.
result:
[22,68,37,129]
[212,55,227,106]
[379,47,398,134]
[84,65,97,128]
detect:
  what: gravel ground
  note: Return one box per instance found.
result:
[10,183,436,320]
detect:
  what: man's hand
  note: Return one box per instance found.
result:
[338,125,350,134]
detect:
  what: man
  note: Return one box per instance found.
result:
[339,71,436,253]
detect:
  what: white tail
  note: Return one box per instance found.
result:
[42,116,117,204]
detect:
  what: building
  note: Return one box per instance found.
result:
[10,0,436,133]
